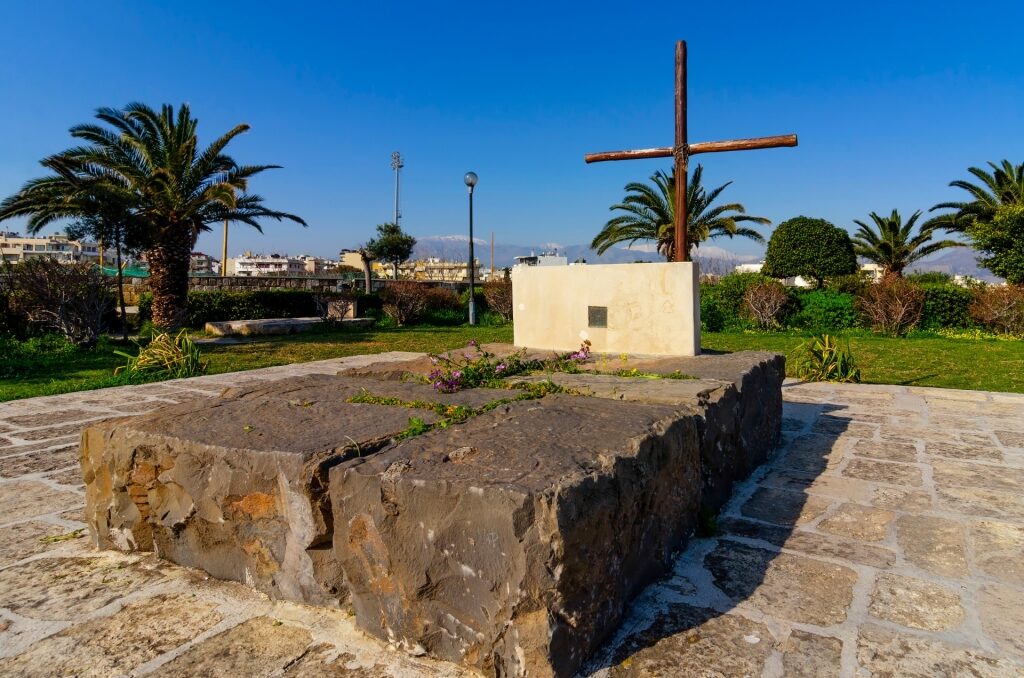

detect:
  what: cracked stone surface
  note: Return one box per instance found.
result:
[1,353,1023,676]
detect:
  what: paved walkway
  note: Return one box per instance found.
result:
[1,358,1022,676]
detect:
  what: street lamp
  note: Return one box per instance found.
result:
[464,171,478,325]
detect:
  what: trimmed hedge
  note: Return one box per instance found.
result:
[919,283,974,329]
[789,290,858,330]
[138,290,319,328]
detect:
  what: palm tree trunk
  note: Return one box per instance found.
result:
[147,226,192,330]
[114,226,128,341]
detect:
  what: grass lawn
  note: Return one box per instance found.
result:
[0,325,514,402]
[2,326,1022,402]
[702,332,1024,394]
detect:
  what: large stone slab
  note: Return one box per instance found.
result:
[80,350,785,677]
[329,394,702,677]
[81,375,512,605]
[506,350,785,512]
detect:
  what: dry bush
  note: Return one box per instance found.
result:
[313,291,356,323]
[380,281,430,325]
[741,281,789,328]
[4,258,113,346]
[969,285,1024,335]
[422,286,461,312]
[856,274,924,336]
[483,279,514,322]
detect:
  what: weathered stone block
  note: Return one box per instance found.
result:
[81,375,510,605]
[330,394,702,677]
[505,351,785,512]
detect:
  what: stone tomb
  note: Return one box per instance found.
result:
[511,262,702,357]
[81,348,783,677]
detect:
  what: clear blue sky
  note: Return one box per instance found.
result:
[1,1,1022,260]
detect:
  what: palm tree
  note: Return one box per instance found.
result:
[590,164,770,261]
[927,160,1024,233]
[852,210,962,276]
[0,103,305,329]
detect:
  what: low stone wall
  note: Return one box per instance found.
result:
[81,348,783,677]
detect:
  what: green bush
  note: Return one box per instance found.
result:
[703,272,771,319]
[762,216,858,287]
[138,290,319,328]
[790,290,858,331]
[115,330,208,380]
[700,293,726,332]
[919,283,974,329]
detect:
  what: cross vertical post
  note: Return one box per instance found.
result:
[674,40,688,262]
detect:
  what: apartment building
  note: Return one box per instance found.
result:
[0,232,100,264]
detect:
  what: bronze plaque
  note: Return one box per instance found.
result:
[588,306,608,328]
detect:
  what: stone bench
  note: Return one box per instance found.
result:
[80,349,784,677]
[204,316,374,336]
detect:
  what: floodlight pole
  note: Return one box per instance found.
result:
[391,151,404,225]
[464,171,478,325]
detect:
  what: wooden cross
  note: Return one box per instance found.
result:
[585,40,798,262]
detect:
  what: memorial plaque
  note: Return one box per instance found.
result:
[588,305,608,328]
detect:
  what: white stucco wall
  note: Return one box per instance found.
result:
[511,262,701,357]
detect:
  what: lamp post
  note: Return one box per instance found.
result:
[464,171,478,325]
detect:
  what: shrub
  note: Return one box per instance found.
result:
[742,281,789,328]
[114,330,208,380]
[856,275,924,335]
[795,334,861,383]
[483,279,513,322]
[825,273,871,296]
[2,258,114,346]
[703,272,771,319]
[423,286,461,312]
[138,289,319,328]
[969,285,1024,335]
[762,216,858,287]
[919,283,974,329]
[312,291,356,324]
[380,281,430,325]
[790,290,858,331]
[700,293,726,332]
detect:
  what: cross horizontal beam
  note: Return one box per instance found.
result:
[583,134,798,164]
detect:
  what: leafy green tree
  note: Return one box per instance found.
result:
[367,223,416,279]
[927,160,1024,233]
[851,209,961,277]
[762,216,857,287]
[591,165,770,261]
[967,205,1024,285]
[0,103,305,329]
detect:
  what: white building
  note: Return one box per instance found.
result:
[296,255,336,275]
[733,261,883,287]
[0,232,100,265]
[513,251,568,267]
[190,252,218,276]
[227,253,306,277]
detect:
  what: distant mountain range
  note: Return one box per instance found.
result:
[413,235,1001,281]
[412,236,759,270]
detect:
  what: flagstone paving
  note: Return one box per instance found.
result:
[1,356,1023,676]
